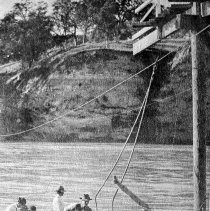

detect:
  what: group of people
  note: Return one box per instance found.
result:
[53,186,92,211]
[6,197,36,211]
[5,186,92,211]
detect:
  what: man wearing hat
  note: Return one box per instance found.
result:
[80,194,92,211]
[28,205,36,211]
[6,197,28,211]
[52,186,65,211]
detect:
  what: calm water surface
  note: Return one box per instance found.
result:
[0,142,209,211]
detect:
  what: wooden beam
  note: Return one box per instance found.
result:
[160,0,192,7]
[141,4,156,22]
[185,1,210,16]
[133,29,159,55]
[132,27,154,40]
[150,38,188,51]
[133,14,181,55]
[170,3,192,10]
[161,14,181,37]
[190,2,202,15]
[135,0,153,13]
[201,2,210,17]
[114,176,151,211]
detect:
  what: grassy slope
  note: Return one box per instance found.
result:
[0,40,209,144]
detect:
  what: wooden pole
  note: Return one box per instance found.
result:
[207,193,210,211]
[114,176,151,211]
[191,3,207,211]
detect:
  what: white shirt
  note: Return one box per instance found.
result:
[53,194,64,211]
[6,203,17,211]
[64,203,79,211]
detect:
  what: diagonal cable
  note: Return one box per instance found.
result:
[111,60,156,211]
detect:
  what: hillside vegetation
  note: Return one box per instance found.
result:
[0,0,209,144]
[0,39,209,144]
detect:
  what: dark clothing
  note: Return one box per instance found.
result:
[81,206,92,211]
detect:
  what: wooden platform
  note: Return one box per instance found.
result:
[132,0,210,55]
[150,38,189,52]
[133,14,184,55]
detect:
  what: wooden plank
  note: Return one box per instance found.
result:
[191,2,201,14]
[114,176,151,211]
[141,4,156,22]
[185,2,210,15]
[135,0,153,13]
[161,14,181,37]
[170,4,192,9]
[132,27,153,40]
[151,39,186,51]
[201,2,210,16]
[133,15,181,55]
[133,29,159,55]
[160,0,192,6]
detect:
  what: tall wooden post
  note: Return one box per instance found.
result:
[191,3,207,211]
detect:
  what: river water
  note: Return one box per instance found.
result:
[0,142,209,211]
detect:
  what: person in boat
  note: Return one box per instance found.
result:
[52,186,65,211]
[28,205,36,211]
[6,197,28,211]
[64,203,82,211]
[80,194,92,211]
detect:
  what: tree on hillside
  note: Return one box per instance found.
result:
[74,0,96,43]
[52,0,78,46]
[13,0,32,20]
[0,0,53,67]
[74,0,140,42]
[93,0,118,41]
[114,0,139,40]
[74,0,118,42]
[0,13,17,63]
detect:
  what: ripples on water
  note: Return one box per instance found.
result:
[0,142,209,211]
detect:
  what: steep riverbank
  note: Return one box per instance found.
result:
[0,42,209,144]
